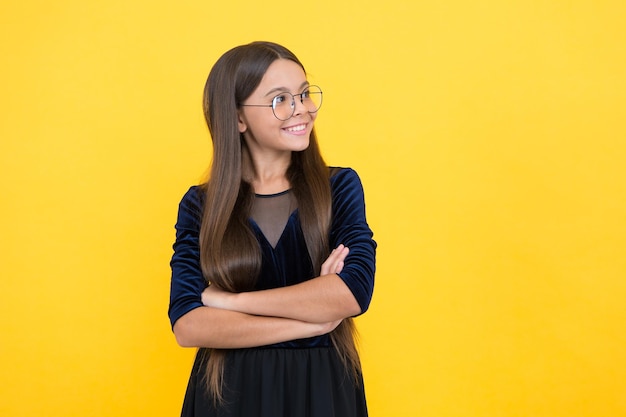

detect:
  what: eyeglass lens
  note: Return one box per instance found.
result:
[272,86,322,120]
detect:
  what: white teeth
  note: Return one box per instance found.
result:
[285,124,306,132]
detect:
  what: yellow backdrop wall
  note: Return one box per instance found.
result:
[1,1,625,416]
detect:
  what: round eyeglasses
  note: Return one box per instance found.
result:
[240,85,323,121]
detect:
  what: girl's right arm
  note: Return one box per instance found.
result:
[173,307,340,349]
[170,187,341,349]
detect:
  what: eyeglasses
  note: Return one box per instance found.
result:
[240,85,323,121]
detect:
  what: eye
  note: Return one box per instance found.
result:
[273,94,289,106]
[301,89,310,99]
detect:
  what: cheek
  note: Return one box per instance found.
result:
[241,113,268,134]
[243,116,281,141]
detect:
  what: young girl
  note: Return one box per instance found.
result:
[169,41,376,417]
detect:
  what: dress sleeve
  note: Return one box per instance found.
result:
[168,186,207,328]
[330,168,377,314]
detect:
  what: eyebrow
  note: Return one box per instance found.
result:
[263,81,310,97]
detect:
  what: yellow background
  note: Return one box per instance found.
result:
[1,1,625,416]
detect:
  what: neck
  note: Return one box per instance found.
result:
[242,147,292,194]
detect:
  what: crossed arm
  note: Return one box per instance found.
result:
[172,170,375,350]
[173,245,360,349]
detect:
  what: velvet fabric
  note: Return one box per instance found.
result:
[169,167,376,416]
[168,167,376,350]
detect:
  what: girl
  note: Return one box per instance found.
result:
[169,41,376,417]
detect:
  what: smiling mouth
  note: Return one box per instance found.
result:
[284,124,307,133]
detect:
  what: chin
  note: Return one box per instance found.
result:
[292,139,310,152]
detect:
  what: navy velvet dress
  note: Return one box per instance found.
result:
[169,168,376,417]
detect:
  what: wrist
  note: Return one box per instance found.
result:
[227,291,240,310]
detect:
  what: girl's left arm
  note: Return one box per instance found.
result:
[203,168,376,323]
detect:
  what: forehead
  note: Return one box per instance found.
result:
[256,59,307,92]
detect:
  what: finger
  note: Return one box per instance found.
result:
[321,256,337,276]
[332,245,349,263]
[321,245,349,275]
[321,255,344,275]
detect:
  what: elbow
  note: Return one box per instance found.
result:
[172,317,197,348]
[356,302,369,316]
[341,293,364,319]
[340,282,372,318]
[349,289,373,317]
[334,275,370,319]
[350,298,363,317]
[357,289,375,315]
[335,268,374,318]
[174,333,194,348]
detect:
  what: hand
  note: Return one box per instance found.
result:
[201,284,233,310]
[320,244,349,276]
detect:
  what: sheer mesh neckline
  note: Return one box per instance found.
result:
[250,190,298,248]
[254,189,291,198]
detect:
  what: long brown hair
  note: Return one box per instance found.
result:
[199,41,360,403]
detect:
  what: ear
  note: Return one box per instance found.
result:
[237,110,247,133]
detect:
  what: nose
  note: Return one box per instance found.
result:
[291,94,308,117]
